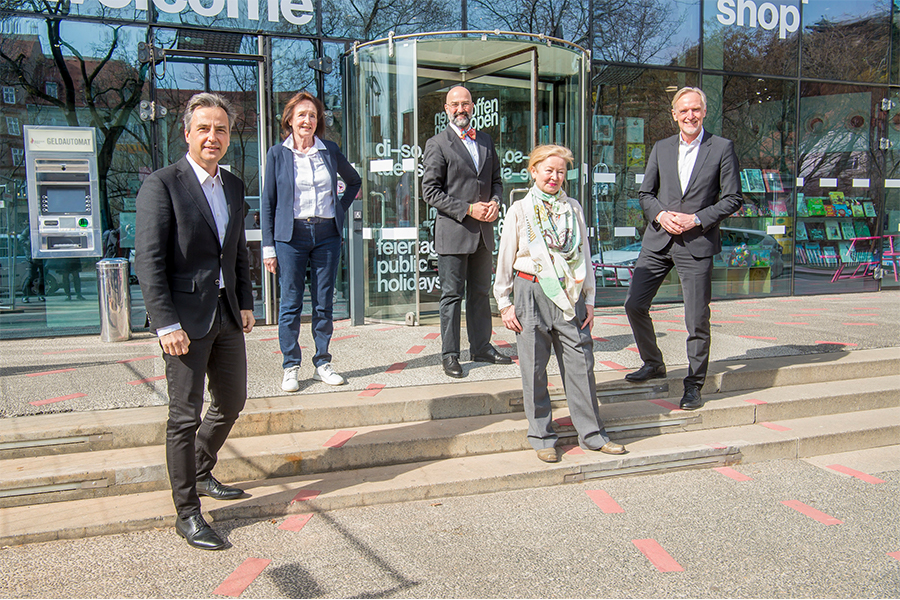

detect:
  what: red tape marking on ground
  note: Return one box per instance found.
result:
[27,368,76,377]
[599,361,627,371]
[213,557,271,597]
[331,335,359,342]
[649,399,681,411]
[376,326,400,331]
[842,322,877,326]
[759,422,791,431]
[592,336,609,342]
[666,329,688,333]
[781,500,843,525]
[554,416,573,427]
[495,340,511,348]
[42,348,87,355]
[562,445,584,456]
[707,443,728,449]
[815,341,858,346]
[407,345,425,354]
[386,362,407,374]
[324,430,357,448]
[714,467,751,481]
[423,332,440,340]
[117,355,156,363]
[740,335,777,340]
[128,375,166,385]
[586,490,624,513]
[358,383,385,397]
[279,514,313,532]
[743,398,767,405]
[633,539,684,572]
[290,489,321,504]
[825,464,885,484]
[626,347,641,353]
[888,551,900,561]
[30,393,87,407]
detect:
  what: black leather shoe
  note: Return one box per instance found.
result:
[175,514,226,550]
[472,346,513,364]
[680,386,703,410]
[196,474,244,500]
[442,356,464,378]
[624,364,667,382]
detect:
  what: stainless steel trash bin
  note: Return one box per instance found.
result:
[96,258,132,342]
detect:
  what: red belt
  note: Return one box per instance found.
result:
[516,271,538,282]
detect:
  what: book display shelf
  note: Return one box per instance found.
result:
[794,190,880,281]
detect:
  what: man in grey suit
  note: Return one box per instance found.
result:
[423,85,512,378]
[624,87,742,409]
[135,93,255,550]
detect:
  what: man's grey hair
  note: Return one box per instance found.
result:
[182,92,236,131]
[671,87,707,111]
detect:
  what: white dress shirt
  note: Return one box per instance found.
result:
[449,123,479,169]
[678,127,704,195]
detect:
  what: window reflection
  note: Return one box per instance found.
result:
[593,0,700,66]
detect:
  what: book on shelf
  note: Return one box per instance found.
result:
[803,242,822,265]
[850,201,865,217]
[823,198,836,216]
[863,201,877,217]
[840,222,856,240]
[796,193,808,217]
[763,170,784,192]
[832,202,850,217]
[838,241,852,260]
[807,222,826,241]
[795,221,808,241]
[739,170,750,193]
[828,191,845,202]
[824,220,842,240]
[820,245,839,265]
[854,221,872,237]
[768,198,788,216]
[807,197,827,216]
[744,169,766,193]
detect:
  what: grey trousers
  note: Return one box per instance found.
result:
[514,276,610,451]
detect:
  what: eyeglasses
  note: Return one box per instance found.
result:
[446,101,472,109]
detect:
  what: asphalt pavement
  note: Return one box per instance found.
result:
[1,448,897,598]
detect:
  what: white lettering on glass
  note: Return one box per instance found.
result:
[716,0,799,39]
[92,0,312,25]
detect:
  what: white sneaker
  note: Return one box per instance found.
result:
[281,366,301,392]
[313,362,345,386]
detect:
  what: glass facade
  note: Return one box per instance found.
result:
[0,0,897,337]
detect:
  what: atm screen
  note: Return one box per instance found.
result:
[45,187,88,214]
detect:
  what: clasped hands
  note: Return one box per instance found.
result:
[468,200,500,222]
[159,309,255,356]
[658,210,699,236]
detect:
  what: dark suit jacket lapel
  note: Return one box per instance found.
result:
[682,130,713,197]
[446,128,477,172]
[221,172,242,250]
[175,158,219,246]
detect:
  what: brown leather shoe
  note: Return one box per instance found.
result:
[536,448,559,462]
[599,441,626,455]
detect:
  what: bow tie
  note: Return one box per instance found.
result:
[459,128,476,140]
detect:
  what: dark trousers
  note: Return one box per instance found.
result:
[163,296,247,518]
[624,238,713,388]
[437,237,493,359]
[275,219,341,369]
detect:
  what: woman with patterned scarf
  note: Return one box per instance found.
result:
[494,145,626,463]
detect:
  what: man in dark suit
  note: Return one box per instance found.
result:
[135,93,255,550]
[624,87,742,410]
[423,85,512,378]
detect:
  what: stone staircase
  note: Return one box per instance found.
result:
[1,347,898,546]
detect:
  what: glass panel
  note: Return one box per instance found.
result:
[466,0,590,47]
[153,29,262,310]
[801,0,891,83]
[0,17,150,337]
[880,88,900,287]
[589,67,698,306]
[702,0,799,76]
[11,0,145,22]
[151,0,316,35]
[795,82,882,294]
[350,39,420,321]
[592,0,700,67]
[322,0,459,39]
[704,74,795,299]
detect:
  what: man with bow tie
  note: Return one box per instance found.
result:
[423,85,512,378]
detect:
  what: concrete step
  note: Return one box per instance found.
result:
[2,409,897,548]
[1,376,896,508]
[2,348,896,460]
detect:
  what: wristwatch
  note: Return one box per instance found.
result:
[693,215,701,226]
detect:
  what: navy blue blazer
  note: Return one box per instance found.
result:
[260,138,362,248]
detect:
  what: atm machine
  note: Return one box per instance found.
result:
[24,126,102,259]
